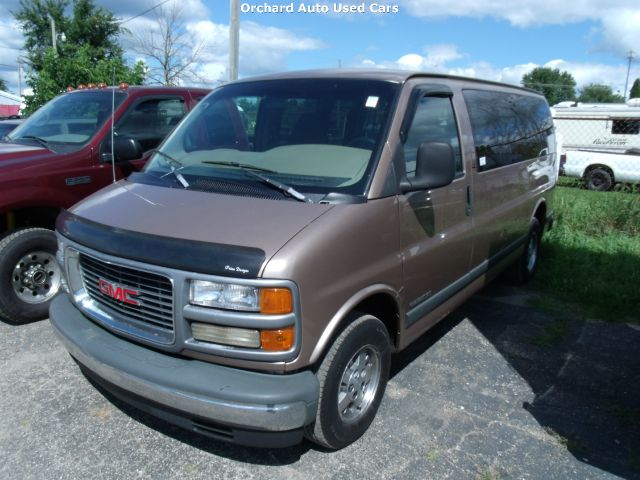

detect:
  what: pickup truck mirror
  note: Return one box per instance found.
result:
[101,136,143,163]
[400,142,456,193]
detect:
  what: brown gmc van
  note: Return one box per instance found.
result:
[50,70,557,449]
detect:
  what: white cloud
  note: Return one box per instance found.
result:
[185,20,325,83]
[358,48,636,94]
[399,0,640,55]
[360,44,464,71]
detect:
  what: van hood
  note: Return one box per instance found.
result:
[64,180,334,276]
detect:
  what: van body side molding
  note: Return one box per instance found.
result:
[56,210,266,278]
[405,234,527,327]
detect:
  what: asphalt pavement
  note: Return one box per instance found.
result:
[1,283,639,480]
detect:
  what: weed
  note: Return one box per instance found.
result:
[531,318,570,347]
[610,406,640,427]
[425,449,440,461]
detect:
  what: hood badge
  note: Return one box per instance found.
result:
[225,265,250,275]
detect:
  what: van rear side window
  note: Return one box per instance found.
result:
[463,90,552,172]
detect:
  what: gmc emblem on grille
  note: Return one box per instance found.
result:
[98,278,140,306]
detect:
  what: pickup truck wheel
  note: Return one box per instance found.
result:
[0,228,62,324]
[507,218,542,285]
[585,167,613,191]
[305,314,390,450]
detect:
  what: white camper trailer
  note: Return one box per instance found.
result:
[552,99,640,190]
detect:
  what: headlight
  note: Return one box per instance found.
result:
[189,280,293,314]
[190,280,259,311]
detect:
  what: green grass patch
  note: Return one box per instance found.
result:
[530,318,570,347]
[533,186,640,323]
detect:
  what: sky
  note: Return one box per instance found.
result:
[0,0,639,99]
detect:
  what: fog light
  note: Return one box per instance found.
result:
[191,322,260,348]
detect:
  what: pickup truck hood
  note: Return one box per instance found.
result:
[0,142,52,167]
[67,180,334,274]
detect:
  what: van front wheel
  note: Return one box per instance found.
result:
[305,314,391,450]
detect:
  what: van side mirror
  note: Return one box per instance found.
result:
[400,142,456,192]
[101,136,143,163]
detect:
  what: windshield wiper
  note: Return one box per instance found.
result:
[202,160,277,173]
[202,160,311,203]
[153,150,190,189]
[16,135,55,152]
[243,169,313,203]
[202,160,312,203]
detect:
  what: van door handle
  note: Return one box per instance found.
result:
[465,185,472,216]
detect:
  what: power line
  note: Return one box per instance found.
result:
[119,0,173,24]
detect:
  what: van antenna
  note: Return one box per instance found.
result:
[110,67,116,183]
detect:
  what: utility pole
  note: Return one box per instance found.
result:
[49,14,57,52]
[18,62,22,96]
[229,0,239,81]
[624,50,635,102]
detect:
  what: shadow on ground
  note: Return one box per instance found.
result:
[463,282,640,480]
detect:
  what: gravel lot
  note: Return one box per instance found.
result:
[1,283,638,480]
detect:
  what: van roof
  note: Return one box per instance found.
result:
[229,68,542,96]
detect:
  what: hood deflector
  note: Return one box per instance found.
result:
[56,211,266,278]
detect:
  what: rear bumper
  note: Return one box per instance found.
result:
[49,294,319,447]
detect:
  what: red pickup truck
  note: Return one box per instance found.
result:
[0,85,210,324]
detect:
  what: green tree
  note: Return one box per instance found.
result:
[24,46,145,114]
[0,78,7,91]
[13,0,145,113]
[522,67,576,106]
[630,78,640,99]
[577,84,624,103]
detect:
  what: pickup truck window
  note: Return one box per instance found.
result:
[140,79,398,198]
[116,97,187,152]
[8,91,126,150]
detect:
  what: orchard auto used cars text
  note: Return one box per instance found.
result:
[241,2,400,14]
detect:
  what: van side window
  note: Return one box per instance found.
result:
[463,89,553,172]
[117,97,186,153]
[403,96,462,177]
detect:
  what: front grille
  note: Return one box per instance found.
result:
[79,253,174,333]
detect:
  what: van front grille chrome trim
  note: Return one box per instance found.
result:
[78,252,176,344]
[59,236,301,361]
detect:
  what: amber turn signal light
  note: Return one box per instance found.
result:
[260,326,294,351]
[259,288,293,314]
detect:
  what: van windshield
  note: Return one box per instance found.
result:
[8,90,126,151]
[140,78,398,200]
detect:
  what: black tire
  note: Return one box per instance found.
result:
[305,313,391,450]
[0,228,62,324]
[508,218,542,285]
[585,167,613,191]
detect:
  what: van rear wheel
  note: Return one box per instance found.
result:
[305,314,391,450]
[0,228,62,324]
[507,218,542,285]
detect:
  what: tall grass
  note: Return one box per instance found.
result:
[533,185,640,322]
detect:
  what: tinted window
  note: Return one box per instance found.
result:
[463,89,552,172]
[612,119,640,135]
[404,96,462,177]
[116,97,186,152]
